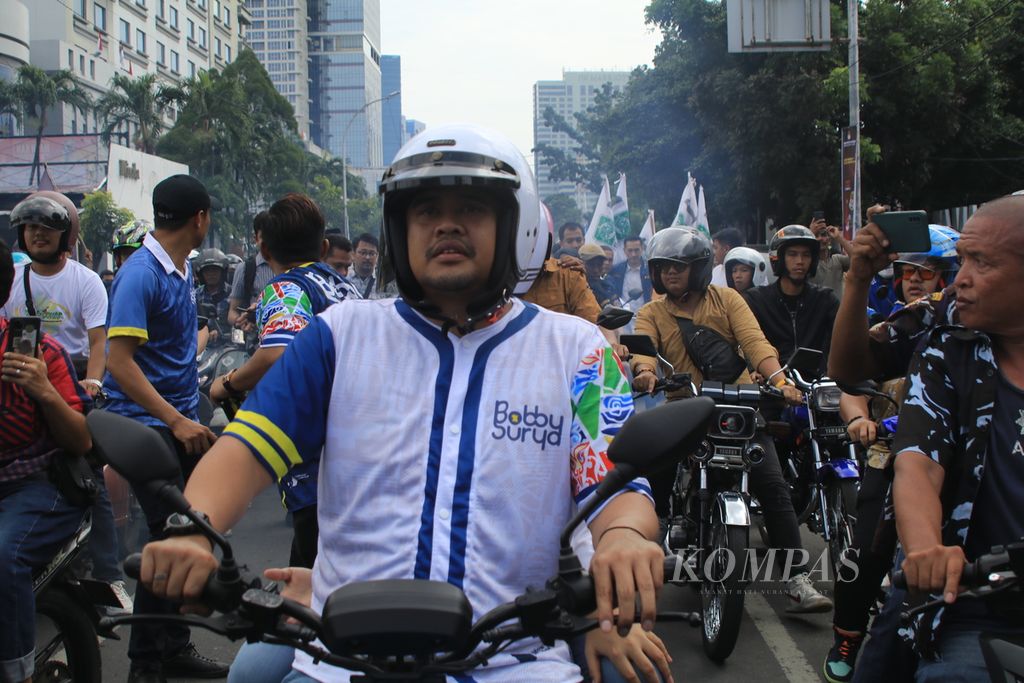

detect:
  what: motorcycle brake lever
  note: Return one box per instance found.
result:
[99,611,258,640]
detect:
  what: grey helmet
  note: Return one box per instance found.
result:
[647,227,714,295]
[768,224,820,278]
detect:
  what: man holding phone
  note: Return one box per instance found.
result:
[0,238,94,683]
[808,213,852,297]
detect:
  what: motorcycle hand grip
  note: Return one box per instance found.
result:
[123,552,233,609]
[892,560,985,592]
[124,552,142,580]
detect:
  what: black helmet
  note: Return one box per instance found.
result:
[12,195,72,255]
[647,227,714,295]
[196,248,228,273]
[768,224,820,278]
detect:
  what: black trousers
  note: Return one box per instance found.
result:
[832,465,895,633]
[289,504,319,569]
[127,427,200,664]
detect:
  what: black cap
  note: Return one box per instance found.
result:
[153,175,211,222]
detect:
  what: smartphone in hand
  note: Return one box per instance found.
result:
[873,211,931,253]
[5,316,42,356]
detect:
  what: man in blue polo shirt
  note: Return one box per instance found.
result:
[104,174,227,683]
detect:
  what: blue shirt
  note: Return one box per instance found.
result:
[103,233,199,426]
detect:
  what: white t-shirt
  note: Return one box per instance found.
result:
[1,260,108,357]
[711,263,727,286]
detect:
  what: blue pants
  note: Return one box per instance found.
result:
[0,475,86,683]
[233,637,665,683]
[915,625,1008,683]
[85,467,123,582]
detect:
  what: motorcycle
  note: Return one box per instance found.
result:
[621,333,780,662]
[779,347,860,580]
[33,511,124,683]
[85,397,715,683]
[196,304,250,431]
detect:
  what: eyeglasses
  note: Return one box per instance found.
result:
[900,265,938,281]
[355,250,378,258]
[662,262,691,273]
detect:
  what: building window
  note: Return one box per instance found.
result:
[79,54,85,74]
[74,0,86,17]
[93,3,106,31]
[170,50,179,73]
[90,59,95,79]
[188,60,196,77]
[225,44,231,62]
[136,29,146,54]
[68,48,74,68]
[187,18,195,40]
[169,5,178,28]
[119,18,131,45]
[215,37,221,58]
[197,0,205,7]
[157,41,166,65]
[199,27,206,48]
[157,0,164,17]
[223,7,230,26]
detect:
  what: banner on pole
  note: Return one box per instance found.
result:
[841,126,857,240]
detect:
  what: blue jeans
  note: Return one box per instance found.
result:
[239,637,665,683]
[0,475,86,683]
[915,625,995,683]
[852,550,917,683]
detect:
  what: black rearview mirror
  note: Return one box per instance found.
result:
[608,396,715,474]
[620,334,658,358]
[785,347,824,379]
[596,306,634,330]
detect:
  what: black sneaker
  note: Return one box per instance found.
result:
[127,663,166,683]
[823,629,863,683]
[161,642,230,679]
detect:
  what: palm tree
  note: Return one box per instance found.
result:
[96,73,184,154]
[9,65,92,184]
[0,79,20,135]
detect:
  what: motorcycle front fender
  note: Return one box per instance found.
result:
[713,491,750,527]
[818,458,860,481]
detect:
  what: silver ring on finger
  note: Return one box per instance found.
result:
[153,572,169,581]
[15,368,20,375]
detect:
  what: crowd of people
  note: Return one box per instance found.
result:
[0,121,1021,683]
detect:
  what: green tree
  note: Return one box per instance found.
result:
[96,73,185,154]
[79,191,134,270]
[542,193,583,230]
[6,65,91,185]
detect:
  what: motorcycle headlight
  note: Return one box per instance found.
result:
[812,384,842,412]
[719,412,747,435]
[709,407,757,439]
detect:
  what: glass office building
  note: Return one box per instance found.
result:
[380,54,402,164]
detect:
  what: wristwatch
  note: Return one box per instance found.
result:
[163,511,211,537]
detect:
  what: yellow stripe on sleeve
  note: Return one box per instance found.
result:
[223,422,289,480]
[234,409,302,466]
[108,326,149,343]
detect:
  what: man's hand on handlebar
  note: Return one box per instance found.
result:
[142,535,219,614]
[848,418,877,447]
[901,544,967,604]
[590,528,664,637]
[631,370,657,395]
[585,622,674,683]
[780,384,804,406]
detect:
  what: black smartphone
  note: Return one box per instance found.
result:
[6,316,42,356]
[873,210,931,253]
[812,210,825,221]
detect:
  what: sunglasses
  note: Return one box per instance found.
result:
[900,265,939,281]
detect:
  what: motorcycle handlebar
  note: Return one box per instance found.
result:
[891,550,1011,591]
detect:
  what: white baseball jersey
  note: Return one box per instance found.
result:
[224,297,652,682]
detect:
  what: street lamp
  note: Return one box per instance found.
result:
[341,89,400,239]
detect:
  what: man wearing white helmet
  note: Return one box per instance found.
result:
[138,124,666,683]
[722,246,769,294]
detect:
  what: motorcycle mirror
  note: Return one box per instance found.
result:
[785,347,824,379]
[620,334,658,358]
[596,306,634,330]
[87,411,188,511]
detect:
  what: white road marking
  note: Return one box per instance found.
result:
[744,592,820,682]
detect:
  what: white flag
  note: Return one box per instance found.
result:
[639,209,656,244]
[696,185,710,237]
[585,175,615,247]
[672,173,701,232]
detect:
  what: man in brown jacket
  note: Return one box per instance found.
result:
[629,226,832,614]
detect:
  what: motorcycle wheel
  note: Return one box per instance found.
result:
[35,586,102,683]
[826,480,858,582]
[700,517,747,662]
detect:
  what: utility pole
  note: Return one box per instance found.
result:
[848,0,861,228]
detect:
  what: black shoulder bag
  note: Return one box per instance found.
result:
[675,317,749,384]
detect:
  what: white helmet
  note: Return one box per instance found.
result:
[514,199,553,296]
[723,246,769,288]
[378,123,539,325]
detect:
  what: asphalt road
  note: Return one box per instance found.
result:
[100,489,836,683]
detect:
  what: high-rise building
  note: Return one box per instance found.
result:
[245,0,311,141]
[0,0,30,136]
[308,0,383,167]
[405,117,425,141]
[26,0,250,136]
[533,70,630,209]
[380,54,402,164]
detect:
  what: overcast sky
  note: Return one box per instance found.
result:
[379,1,662,163]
